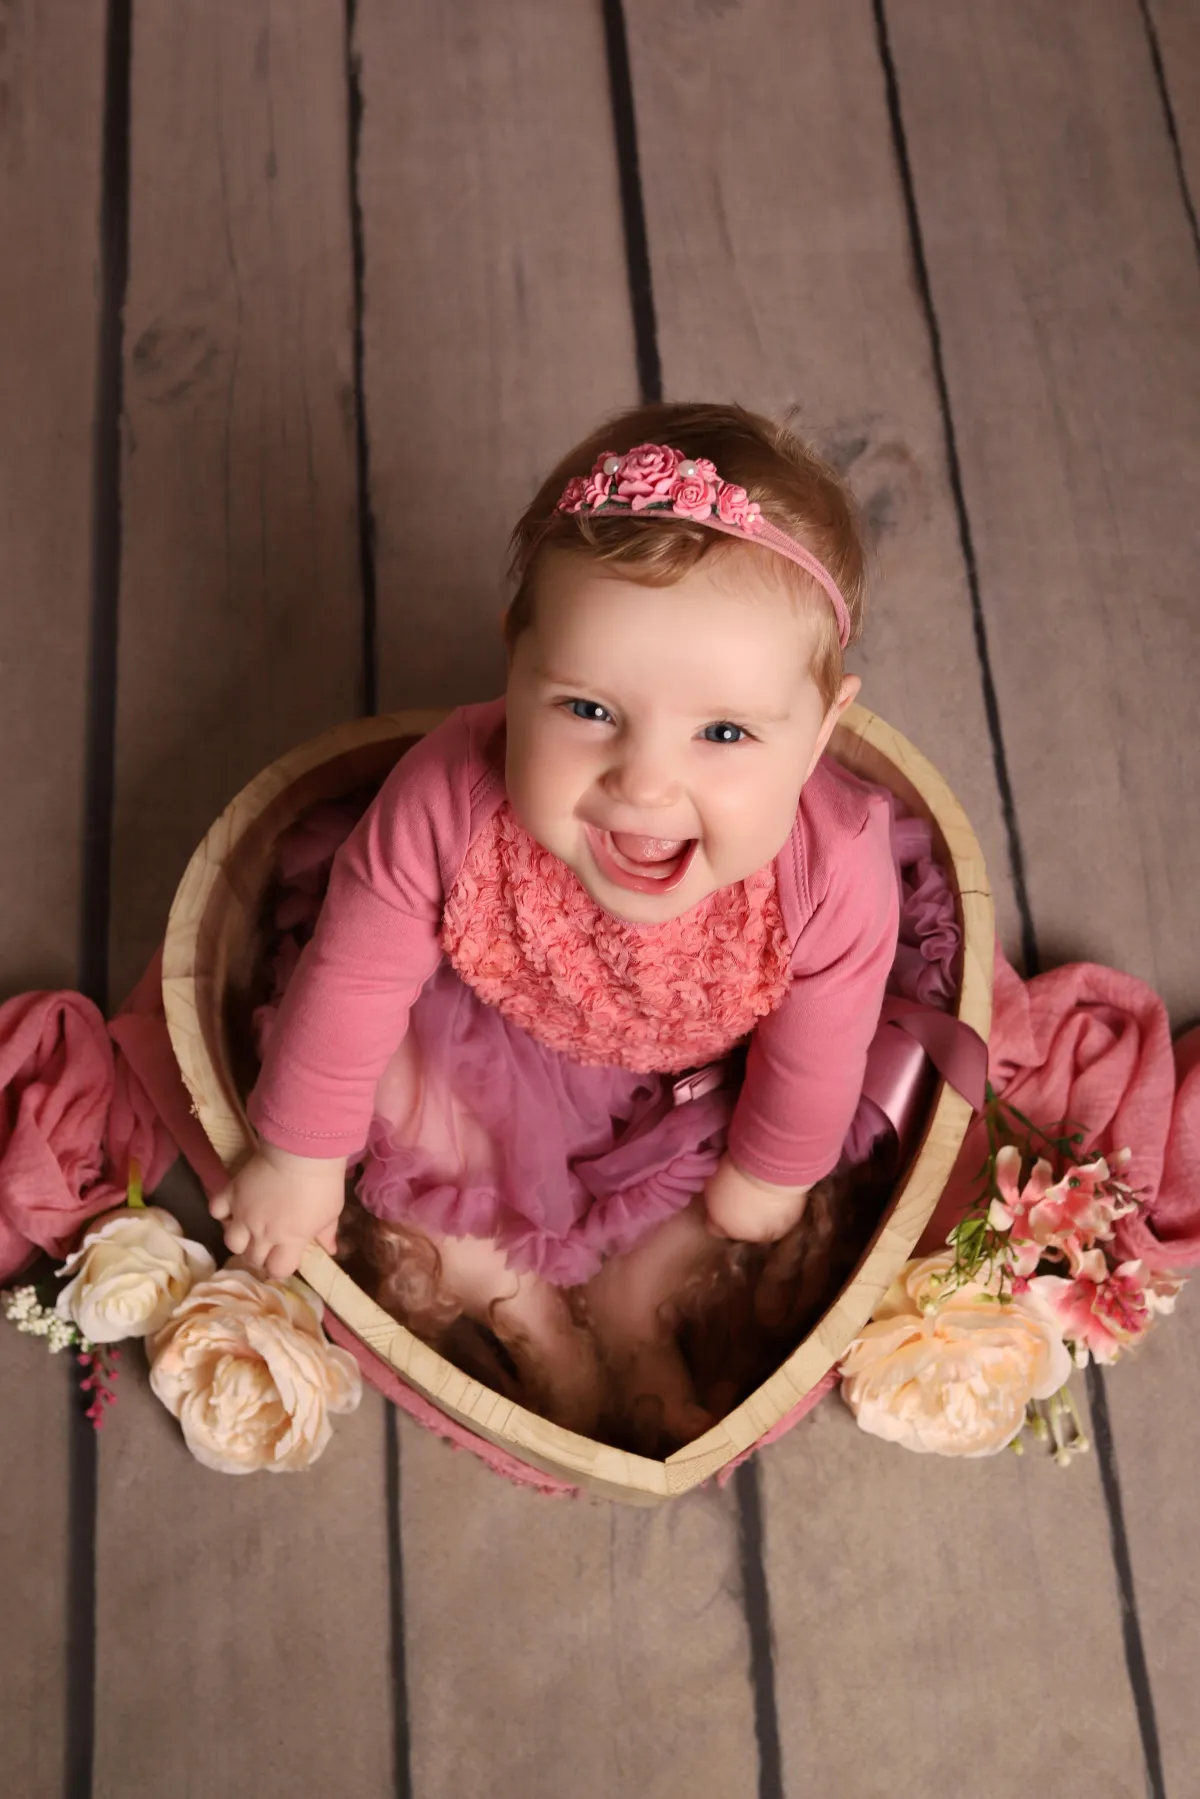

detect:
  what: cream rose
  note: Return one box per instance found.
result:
[839,1251,1073,1458]
[55,1206,215,1344]
[147,1268,362,1474]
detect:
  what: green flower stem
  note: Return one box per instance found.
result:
[1061,1382,1091,1455]
[126,1157,145,1209]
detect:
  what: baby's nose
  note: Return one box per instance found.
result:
[604,748,681,809]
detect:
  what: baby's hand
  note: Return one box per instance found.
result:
[208,1143,348,1279]
[703,1155,811,1245]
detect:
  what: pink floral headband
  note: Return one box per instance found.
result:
[556,442,852,648]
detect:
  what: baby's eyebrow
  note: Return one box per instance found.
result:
[535,668,594,688]
[726,706,791,724]
[689,701,793,725]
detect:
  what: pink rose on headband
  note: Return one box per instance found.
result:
[716,483,762,530]
[559,476,587,514]
[583,452,620,508]
[616,443,680,510]
[669,471,718,520]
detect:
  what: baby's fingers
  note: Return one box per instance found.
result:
[223,1220,251,1255]
[263,1240,304,1280]
[315,1222,340,1255]
[209,1189,232,1222]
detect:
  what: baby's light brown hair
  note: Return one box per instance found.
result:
[506,401,865,711]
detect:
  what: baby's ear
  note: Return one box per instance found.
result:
[833,673,862,714]
[805,675,861,780]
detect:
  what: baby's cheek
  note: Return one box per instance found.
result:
[505,723,548,813]
[703,785,796,880]
[508,729,583,845]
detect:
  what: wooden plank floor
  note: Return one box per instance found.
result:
[92,10,398,1789]
[1,4,1197,1795]
[626,8,1177,1794]
[882,10,1200,1796]
[0,8,109,1795]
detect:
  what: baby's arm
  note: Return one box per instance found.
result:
[210,716,479,1275]
[711,794,900,1242]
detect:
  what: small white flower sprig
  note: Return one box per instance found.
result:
[4,1284,87,1355]
[3,1304,120,1429]
[5,1282,123,1427]
[2,1158,154,1425]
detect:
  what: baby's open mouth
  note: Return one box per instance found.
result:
[586,827,698,895]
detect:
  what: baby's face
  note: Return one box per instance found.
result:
[505,550,858,924]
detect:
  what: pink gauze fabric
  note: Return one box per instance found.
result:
[916,946,1200,1274]
[0,958,184,1282]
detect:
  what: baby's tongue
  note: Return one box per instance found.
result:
[610,832,687,865]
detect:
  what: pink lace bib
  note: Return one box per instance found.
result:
[441,803,791,1073]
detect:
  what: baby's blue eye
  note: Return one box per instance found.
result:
[565,699,614,725]
[703,722,747,744]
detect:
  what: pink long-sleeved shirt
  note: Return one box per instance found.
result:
[250,701,899,1186]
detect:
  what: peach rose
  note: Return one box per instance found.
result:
[840,1252,1073,1457]
[55,1206,215,1344]
[147,1268,362,1474]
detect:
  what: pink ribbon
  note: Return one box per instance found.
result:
[860,998,988,1145]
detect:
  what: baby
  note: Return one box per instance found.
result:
[211,402,899,1445]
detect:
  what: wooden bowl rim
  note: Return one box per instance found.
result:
[163,704,993,1502]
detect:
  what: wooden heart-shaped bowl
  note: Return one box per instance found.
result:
[163,705,992,1502]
